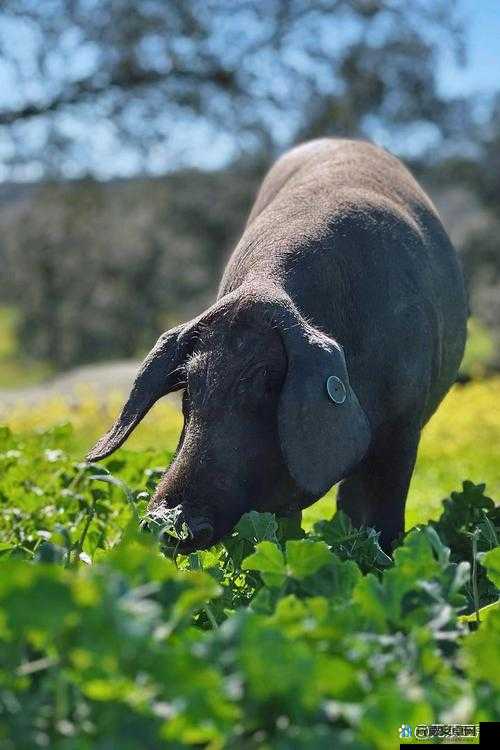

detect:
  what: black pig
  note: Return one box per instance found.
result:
[87,139,467,552]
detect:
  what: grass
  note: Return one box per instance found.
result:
[0,370,498,748]
[0,307,53,388]
[3,376,499,532]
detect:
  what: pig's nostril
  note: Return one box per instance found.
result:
[190,521,213,547]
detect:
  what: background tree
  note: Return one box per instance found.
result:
[1,168,260,367]
[0,0,464,177]
[412,94,500,366]
[3,1,499,374]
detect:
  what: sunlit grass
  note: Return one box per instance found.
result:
[0,307,17,360]
[0,307,53,388]
[3,377,499,533]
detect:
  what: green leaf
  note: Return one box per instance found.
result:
[313,511,392,573]
[462,603,500,690]
[237,613,319,711]
[353,573,388,632]
[0,423,498,748]
[242,541,286,587]
[236,511,278,543]
[89,473,135,504]
[285,540,332,579]
[459,599,500,623]
[303,555,362,602]
[481,547,500,589]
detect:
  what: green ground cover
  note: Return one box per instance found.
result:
[0,375,498,748]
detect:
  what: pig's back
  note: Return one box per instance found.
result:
[220,139,467,426]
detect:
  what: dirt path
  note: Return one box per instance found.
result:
[0,360,141,414]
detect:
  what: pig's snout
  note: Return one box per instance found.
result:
[184,518,214,548]
[146,503,214,549]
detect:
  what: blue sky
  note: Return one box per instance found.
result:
[439,0,499,97]
[358,0,500,160]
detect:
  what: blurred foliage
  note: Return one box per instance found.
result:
[415,94,500,367]
[460,319,495,380]
[0,169,260,368]
[0,423,498,748]
[2,0,496,374]
[2,389,183,457]
[0,0,463,176]
[0,307,53,388]
[1,157,500,372]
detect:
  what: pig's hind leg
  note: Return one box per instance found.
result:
[336,426,421,553]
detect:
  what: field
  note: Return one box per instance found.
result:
[4,376,500,528]
[0,378,499,748]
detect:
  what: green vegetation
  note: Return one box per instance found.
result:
[459,319,496,380]
[0,377,499,748]
[0,429,497,748]
[0,307,52,388]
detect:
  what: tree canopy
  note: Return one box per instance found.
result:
[0,0,464,177]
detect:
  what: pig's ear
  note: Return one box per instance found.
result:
[86,323,189,462]
[277,317,371,497]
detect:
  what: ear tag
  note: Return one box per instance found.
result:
[326,375,347,404]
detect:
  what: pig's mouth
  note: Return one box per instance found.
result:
[141,503,215,554]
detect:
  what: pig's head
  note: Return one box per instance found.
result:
[87,286,371,552]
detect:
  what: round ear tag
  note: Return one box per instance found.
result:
[326,375,347,404]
